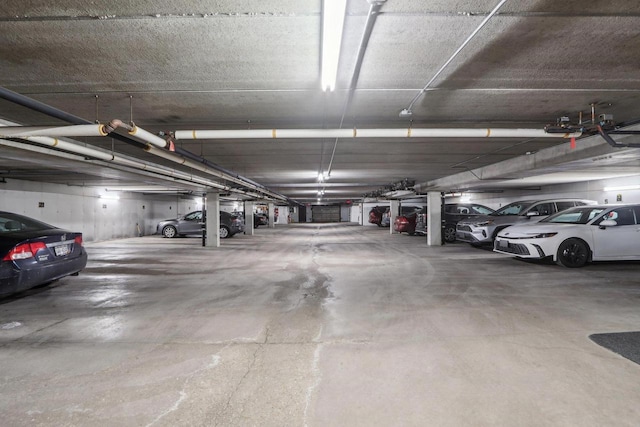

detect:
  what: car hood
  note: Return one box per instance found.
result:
[497,222,578,238]
[458,214,512,225]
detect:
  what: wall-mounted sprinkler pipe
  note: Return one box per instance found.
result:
[175,128,582,140]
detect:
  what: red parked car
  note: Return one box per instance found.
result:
[393,206,424,234]
[368,206,388,227]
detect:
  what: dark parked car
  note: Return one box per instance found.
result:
[414,203,495,242]
[369,206,388,227]
[254,213,268,228]
[0,211,87,297]
[392,206,425,234]
[157,210,244,239]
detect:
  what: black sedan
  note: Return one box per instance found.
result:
[0,211,88,297]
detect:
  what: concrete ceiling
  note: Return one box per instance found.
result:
[1,0,640,203]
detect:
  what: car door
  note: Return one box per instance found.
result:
[591,207,640,260]
[180,211,203,234]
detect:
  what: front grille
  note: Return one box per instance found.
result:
[494,240,530,255]
[457,225,472,232]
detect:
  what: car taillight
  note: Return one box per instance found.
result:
[74,235,83,246]
[2,242,47,261]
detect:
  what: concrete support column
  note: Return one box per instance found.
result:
[389,200,400,234]
[360,203,364,225]
[205,193,221,247]
[244,201,255,236]
[268,203,276,228]
[426,192,442,246]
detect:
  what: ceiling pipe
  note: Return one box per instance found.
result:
[0,136,233,192]
[145,145,288,202]
[0,120,235,193]
[0,121,286,200]
[0,86,286,200]
[175,128,581,140]
[0,125,108,138]
[325,0,386,178]
[401,0,509,116]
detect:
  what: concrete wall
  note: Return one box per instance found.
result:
[446,175,640,209]
[0,179,203,242]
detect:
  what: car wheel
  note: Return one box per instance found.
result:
[220,226,230,239]
[444,226,456,243]
[162,225,177,238]
[556,238,589,268]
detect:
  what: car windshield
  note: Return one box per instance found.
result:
[0,212,55,233]
[490,201,535,216]
[471,205,494,215]
[541,206,606,224]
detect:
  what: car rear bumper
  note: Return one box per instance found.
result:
[0,249,88,297]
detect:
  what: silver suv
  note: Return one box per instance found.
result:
[456,199,596,246]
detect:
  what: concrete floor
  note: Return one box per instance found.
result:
[1,223,640,426]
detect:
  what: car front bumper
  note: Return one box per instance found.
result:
[493,236,559,260]
[456,224,493,244]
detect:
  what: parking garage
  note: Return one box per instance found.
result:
[1,1,640,426]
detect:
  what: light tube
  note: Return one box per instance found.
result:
[603,184,640,191]
[321,0,348,91]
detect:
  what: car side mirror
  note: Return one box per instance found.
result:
[599,219,617,229]
[526,211,540,217]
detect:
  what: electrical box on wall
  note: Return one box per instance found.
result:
[38,202,45,208]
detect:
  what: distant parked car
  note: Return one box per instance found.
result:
[157,210,244,239]
[254,213,268,228]
[415,203,495,242]
[392,206,425,234]
[456,198,595,246]
[494,204,640,267]
[369,206,388,227]
[0,211,88,297]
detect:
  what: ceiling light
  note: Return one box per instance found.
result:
[321,0,347,91]
[99,194,120,200]
[604,184,640,191]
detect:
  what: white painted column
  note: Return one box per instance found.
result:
[389,200,400,234]
[206,192,221,247]
[426,192,442,246]
[268,203,276,228]
[244,201,255,236]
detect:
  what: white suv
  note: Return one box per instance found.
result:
[456,199,596,246]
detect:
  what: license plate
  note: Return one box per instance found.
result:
[54,244,70,256]
[498,239,508,248]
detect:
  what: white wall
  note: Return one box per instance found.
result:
[446,175,640,209]
[0,179,203,242]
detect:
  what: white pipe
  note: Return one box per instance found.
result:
[3,135,230,191]
[0,122,279,199]
[175,128,582,140]
[128,125,168,148]
[145,145,287,201]
[0,123,169,149]
[0,124,107,138]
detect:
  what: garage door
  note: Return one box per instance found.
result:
[312,205,340,223]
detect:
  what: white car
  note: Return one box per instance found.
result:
[493,204,640,267]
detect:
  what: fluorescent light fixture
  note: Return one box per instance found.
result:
[99,194,120,200]
[604,184,640,191]
[321,0,347,91]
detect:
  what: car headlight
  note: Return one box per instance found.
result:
[530,232,558,239]
[475,220,494,226]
